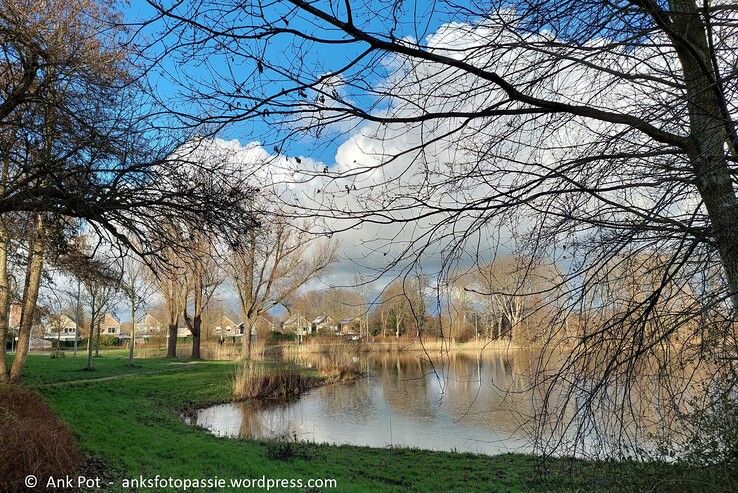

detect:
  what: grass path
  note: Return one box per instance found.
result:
[35,363,202,387]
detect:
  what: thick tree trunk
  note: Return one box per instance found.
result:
[167,323,177,357]
[191,315,201,360]
[0,220,11,382]
[9,215,45,382]
[669,0,738,311]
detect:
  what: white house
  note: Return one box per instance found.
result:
[132,312,165,341]
[43,314,80,342]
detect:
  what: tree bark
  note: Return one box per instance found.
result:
[95,321,100,357]
[128,296,135,365]
[667,0,738,310]
[167,323,177,357]
[0,220,11,382]
[190,314,201,360]
[9,215,45,382]
[241,317,253,359]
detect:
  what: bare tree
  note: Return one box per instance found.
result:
[379,277,428,339]
[0,0,259,380]
[81,263,119,369]
[151,248,186,359]
[121,256,155,365]
[227,216,337,358]
[182,234,222,360]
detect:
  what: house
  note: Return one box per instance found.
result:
[337,317,361,335]
[132,312,165,341]
[310,315,337,334]
[100,313,123,338]
[281,314,310,334]
[253,316,276,335]
[43,314,80,342]
[214,315,240,339]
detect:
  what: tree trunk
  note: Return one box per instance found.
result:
[0,220,11,382]
[191,314,201,360]
[128,297,135,365]
[73,281,81,357]
[167,323,177,357]
[9,215,45,383]
[668,0,738,310]
[86,291,96,370]
[86,331,93,369]
[241,317,253,359]
[95,321,100,357]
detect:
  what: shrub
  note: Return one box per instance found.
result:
[0,384,83,492]
[265,432,309,461]
[99,335,122,347]
[268,331,296,343]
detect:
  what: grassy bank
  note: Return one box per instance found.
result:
[6,351,726,492]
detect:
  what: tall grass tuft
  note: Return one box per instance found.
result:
[233,362,314,401]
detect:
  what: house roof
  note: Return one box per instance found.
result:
[135,312,163,325]
[312,315,334,324]
[338,318,359,325]
[46,314,77,329]
[217,315,238,327]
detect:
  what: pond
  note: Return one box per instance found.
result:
[186,351,566,456]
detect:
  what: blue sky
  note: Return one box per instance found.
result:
[123,0,456,164]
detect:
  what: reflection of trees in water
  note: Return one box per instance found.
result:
[428,352,540,436]
[315,379,377,422]
[237,401,306,441]
[229,348,710,457]
[375,353,435,419]
[524,348,715,459]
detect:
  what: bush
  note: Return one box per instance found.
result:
[99,335,122,347]
[0,384,83,492]
[50,350,66,359]
[268,331,296,343]
[265,432,309,461]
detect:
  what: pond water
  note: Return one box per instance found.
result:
[187,351,562,456]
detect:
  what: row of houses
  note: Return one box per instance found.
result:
[43,312,259,342]
[6,305,273,349]
[280,315,362,337]
[6,303,362,350]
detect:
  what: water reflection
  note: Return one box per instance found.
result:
[189,349,713,458]
[191,351,545,456]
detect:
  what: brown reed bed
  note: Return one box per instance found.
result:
[232,362,317,401]
[233,355,365,402]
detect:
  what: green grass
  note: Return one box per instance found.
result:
[8,352,730,492]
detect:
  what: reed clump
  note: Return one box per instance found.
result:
[233,362,314,401]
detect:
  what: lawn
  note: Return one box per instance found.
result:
[11,351,726,492]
